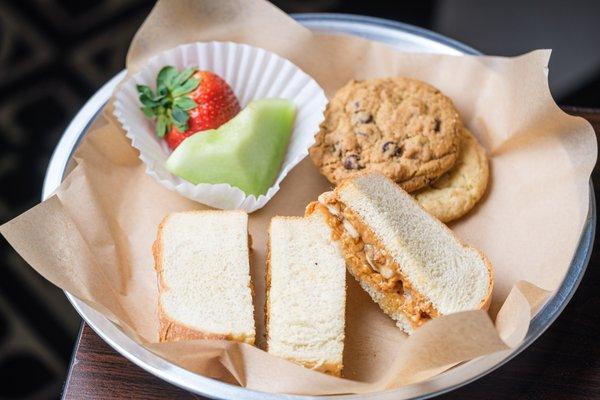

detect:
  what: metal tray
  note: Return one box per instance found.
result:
[42,13,595,400]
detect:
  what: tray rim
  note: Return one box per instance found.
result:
[41,12,596,400]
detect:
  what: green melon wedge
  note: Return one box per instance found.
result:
[166,98,296,196]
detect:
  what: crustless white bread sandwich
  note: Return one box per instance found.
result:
[307,172,493,335]
[153,210,255,344]
[266,212,346,376]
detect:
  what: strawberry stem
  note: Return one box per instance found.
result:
[136,66,200,137]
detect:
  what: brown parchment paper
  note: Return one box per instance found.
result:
[0,0,597,395]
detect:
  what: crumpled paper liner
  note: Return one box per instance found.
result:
[114,41,327,212]
[0,0,597,396]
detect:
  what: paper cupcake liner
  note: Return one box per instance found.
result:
[113,41,327,212]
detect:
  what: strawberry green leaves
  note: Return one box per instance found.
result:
[156,115,168,138]
[136,66,200,138]
[156,66,178,92]
[171,106,188,133]
[173,96,196,110]
[174,67,197,86]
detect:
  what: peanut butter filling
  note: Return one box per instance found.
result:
[316,198,439,328]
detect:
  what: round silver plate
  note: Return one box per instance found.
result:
[42,13,595,400]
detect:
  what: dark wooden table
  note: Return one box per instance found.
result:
[62,108,600,399]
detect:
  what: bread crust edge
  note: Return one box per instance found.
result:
[153,211,255,345]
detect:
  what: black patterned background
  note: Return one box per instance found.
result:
[0,1,598,399]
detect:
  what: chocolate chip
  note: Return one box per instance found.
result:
[396,280,404,294]
[434,118,441,132]
[382,142,404,158]
[330,142,342,157]
[382,141,396,154]
[353,101,361,110]
[395,146,404,157]
[343,154,361,170]
[353,111,373,124]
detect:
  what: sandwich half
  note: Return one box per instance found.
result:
[266,212,346,376]
[153,210,255,344]
[307,172,492,334]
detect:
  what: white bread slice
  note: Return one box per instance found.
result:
[266,212,346,376]
[153,210,255,344]
[309,172,492,334]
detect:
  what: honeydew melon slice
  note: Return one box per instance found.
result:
[166,99,296,196]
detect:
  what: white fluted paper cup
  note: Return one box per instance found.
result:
[113,42,327,212]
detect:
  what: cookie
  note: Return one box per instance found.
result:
[414,127,489,222]
[309,78,461,192]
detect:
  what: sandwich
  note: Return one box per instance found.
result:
[307,172,493,334]
[153,210,255,344]
[266,212,346,376]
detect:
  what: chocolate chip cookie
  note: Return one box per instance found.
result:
[414,127,489,222]
[309,78,461,192]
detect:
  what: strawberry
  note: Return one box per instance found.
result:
[137,66,240,149]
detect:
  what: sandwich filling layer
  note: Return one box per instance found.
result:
[315,198,439,329]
